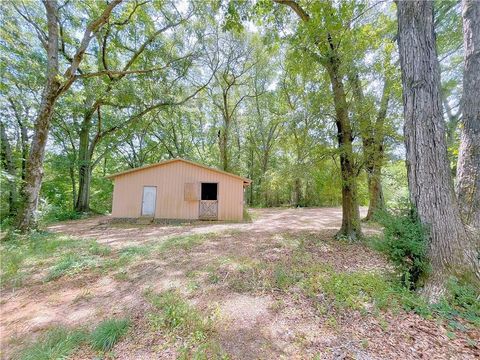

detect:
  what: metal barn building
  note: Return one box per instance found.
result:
[107,158,251,221]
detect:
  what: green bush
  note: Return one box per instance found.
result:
[90,318,130,351]
[373,205,429,289]
[36,201,82,225]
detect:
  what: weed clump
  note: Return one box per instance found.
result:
[45,253,99,281]
[145,289,228,359]
[17,327,87,360]
[90,318,130,351]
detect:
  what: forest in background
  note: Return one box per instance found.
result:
[2,0,414,221]
[1,0,479,303]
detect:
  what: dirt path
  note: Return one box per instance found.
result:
[1,208,477,359]
[46,208,375,249]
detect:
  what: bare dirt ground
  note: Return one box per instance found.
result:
[1,208,478,359]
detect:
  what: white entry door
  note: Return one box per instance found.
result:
[141,186,156,216]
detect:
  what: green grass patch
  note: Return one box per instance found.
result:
[146,289,210,335]
[45,253,100,282]
[213,234,478,331]
[16,327,87,360]
[88,242,112,256]
[119,245,151,258]
[157,233,212,253]
[226,259,267,293]
[90,318,130,352]
[304,267,400,311]
[1,232,81,288]
[0,231,113,287]
[271,263,303,290]
[16,318,131,359]
[145,289,227,358]
[98,245,151,273]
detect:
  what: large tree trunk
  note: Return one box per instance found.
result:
[75,112,94,212]
[14,0,122,231]
[325,59,362,240]
[396,0,479,301]
[456,0,480,229]
[0,122,17,216]
[15,0,61,231]
[293,177,302,207]
[75,163,92,212]
[273,0,362,240]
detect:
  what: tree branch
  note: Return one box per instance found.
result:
[273,0,310,22]
[58,0,124,93]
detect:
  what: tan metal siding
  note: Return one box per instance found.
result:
[111,161,244,221]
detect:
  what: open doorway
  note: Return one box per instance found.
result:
[201,183,217,200]
[199,183,218,220]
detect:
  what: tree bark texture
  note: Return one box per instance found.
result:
[219,90,231,172]
[350,74,389,221]
[8,98,29,180]
[457,0,480,229]
[15,0,122,231]
[15,0,61,231]
[325,60,362,240]
[366,81,390,221]
[1,122,17,216]
[274,0,362,240]
[293,177,302,207]
[75,112,94,212]
[396,0,479,300]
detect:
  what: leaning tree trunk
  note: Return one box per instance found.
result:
[14,0,122,231]
[456,0,480,229]
[15,0,61,231]
[326,60,362,240]
[397,0,479,301]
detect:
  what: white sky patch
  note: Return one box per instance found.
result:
[245,20,259,33]
[176,0,189,15]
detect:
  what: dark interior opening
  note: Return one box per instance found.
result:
[201,183,218,200]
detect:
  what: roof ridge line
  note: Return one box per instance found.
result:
[105,157,252,184]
